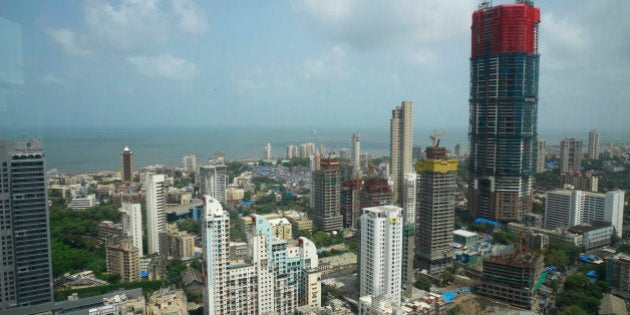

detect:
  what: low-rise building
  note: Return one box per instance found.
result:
[146,288,187,315]
[159,224,196,259]
[68,194,99,210]
[568,222,614,250]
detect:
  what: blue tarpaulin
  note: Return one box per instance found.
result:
[474,218,501,227]
[586,271,598,279]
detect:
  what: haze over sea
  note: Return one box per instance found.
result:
[1,127,626,174]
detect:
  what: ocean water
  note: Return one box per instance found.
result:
[1,127,623,174]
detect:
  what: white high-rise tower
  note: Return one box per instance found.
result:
[145,174,165,255]
[120,202,143,258]
[360,205,403,305]
[202,196,230,314]
[351,132,361,175]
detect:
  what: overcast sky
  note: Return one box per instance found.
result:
[0,0,629,136]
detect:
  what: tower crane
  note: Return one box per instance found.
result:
[429,130,447,148]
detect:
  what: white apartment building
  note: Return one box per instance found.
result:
[360,205,403,305]
[145,174,165,255]
[120,203,143,258]
[198,158,227,204]
[203,196,230,315]
[182,154,196,173]
[544,189,624,237]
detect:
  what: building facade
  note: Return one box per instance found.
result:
[182,155,196,173]
[415,148,457,275]
[120,146,134,182]
[468,1,541,222]
[106,237,140,283]
[390,101,413,205]
[198,158,227,204]
[588,129,600,160]
[559,138,583,173]
[360,206,403,305]
[544,189,624,237]
[120,202,143,258]
[145,174,165,255]
[0,139,53,309]
[311,158,343,232]
[351,132,361,176]
[536,139,546,173]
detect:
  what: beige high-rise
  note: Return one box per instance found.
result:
[390,101,413,204]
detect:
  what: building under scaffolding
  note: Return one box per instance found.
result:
[476,252,544,309]
[468,1,541,222]
[311,158,343,232]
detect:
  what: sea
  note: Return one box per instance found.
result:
[1,127,625,174]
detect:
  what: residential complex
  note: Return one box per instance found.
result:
[588,129,600,160]
[120,202,143,258]
[145,174,166,255]
[106,237,140,283]
[198,158,228,204]
[468,1,540,222]
[0,139,53,309]
[559,137,583,173]
[360,205,403,305]
[390,101,413,205]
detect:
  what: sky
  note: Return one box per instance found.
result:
[0,0,629,137]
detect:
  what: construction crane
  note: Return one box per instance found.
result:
[313,128,335,157]
[429,130,447,148]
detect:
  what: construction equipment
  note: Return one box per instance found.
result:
[430,130,447,148]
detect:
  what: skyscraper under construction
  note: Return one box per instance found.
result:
[468,0,541,222]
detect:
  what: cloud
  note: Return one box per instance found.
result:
[295,0,476,49]
[45,28,93,57]
[83,0,208,52]
[303,46,346,80]
[41,74,65,85]
[171,0,209,35]
[126,53,199,81]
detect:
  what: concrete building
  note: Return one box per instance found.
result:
[0,139,53,309]
[477,252,544,309]
[536,139,546,173]
[311,158,343,232]
[145,174,165,255]
[351,132,361,176]
[341,179,361,229]
[106,237,140,283]
[588,129,600,160]
[560,172,598,192]
[360,206,403,306]
[68,194,99,210]
[120,202,143,258]
[98,220,124,241]
[146,288,187,315]
[359,294,402,315]
[286,144,298,159]
[181,154,196,173]
[160,224,195,259]
[544,189,624,237]
[120,146,134,182]
[468,1,540,222]
[607,254,630,299]
[300,142,316,158]
[568,222,614,250]
[268,217,293,241]
[453,230,479,248]
[415,147,457,275]
[390,101,413,205]
[401,173,416,290]
[359,178,393,209]
[285,212,314,239]
[263,142,272,160]
[198,158,227,204]
[559,138,583,173]
[203,196,230,314]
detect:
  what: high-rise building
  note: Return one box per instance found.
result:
[536,139,546,173]
[415,147,457,275]
[263,143,272,160]
[299,142,316,158]
[468,1,541,222]
[106,237,140,283]
[181,155,196,173]
[360,205,403,305]
[203,196,230,315]
[401,173,416,290]
[120,203,143,258]
[286,144,298,159]
[607,254,630,299]
[198,158,227,204]
[359,178,392,208]
[544,189,624,237]
[120,146,134,182]
[588,129,600,160]
[351,132,361,176]
[559,138,583,173]
[390,101,413,204]
[454,143,461,159]
[311,158,343,232]
[145,174,165,255]
[202,196,320,313]
[340,179,360,229]
[0,139,53,308]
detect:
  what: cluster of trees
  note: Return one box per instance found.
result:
[50,205,121,278]
[543,240,582,271]
[556,273,610,315]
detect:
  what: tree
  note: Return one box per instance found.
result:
[414,274,432,291]
[558,305,588,315]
